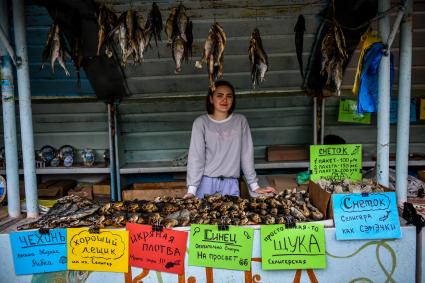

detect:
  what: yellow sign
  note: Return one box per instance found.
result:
[420,99,425,120]
[67,228,129,273]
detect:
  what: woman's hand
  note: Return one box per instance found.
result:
[255,186,277,195]
[183,193,195,199]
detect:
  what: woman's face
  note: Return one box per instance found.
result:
[210,85,234,115]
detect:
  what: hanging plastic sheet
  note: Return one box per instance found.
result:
[356,42,394,113]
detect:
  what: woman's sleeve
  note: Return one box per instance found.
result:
[186,118,206,195]
[240,117,259,191]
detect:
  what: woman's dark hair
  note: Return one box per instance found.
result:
[206,80,236,115]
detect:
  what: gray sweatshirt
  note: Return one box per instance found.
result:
[186,113,259,195]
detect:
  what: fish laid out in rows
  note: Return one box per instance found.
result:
[165,4,193,73]
[320,23,348,96]
[18,189,323,232]
[40,21,70,76]
[248,28,269,89]
[195,22,226,91]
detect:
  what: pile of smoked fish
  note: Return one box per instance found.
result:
[18,189,323,231]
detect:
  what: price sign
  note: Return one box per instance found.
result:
[188,224,254,271]
[338,99,371,124]
[10,229,67,275]
[67,228,129,272]
[333,192,401,240]
[310,144,362,181]
[127,223,188,274]
[261,223,326,270]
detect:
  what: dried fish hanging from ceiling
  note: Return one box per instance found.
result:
[248,9,269,89]
[144,2,163,58]
[320,1,348,96]
[195,22,226,91]
[165,4,193,73]
[40,20,71,77]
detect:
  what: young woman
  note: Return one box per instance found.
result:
[184,80,277,198]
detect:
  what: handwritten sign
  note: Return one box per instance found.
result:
[10,229,67,275]
[338,99,371,124]
[420,98,425,120]
[310,144,362,181]
[188,224,254,271]
[67,228,129,272]
[332,192,401,240]
[127,223,188,274]
[261,223,326,270]
[390,99,417,124]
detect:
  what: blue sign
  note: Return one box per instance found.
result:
[332,192,401,240]
[10,229,67,275]
[390,99,417,124]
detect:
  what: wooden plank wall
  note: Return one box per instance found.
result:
[119,94,314,163]
[0,103,108,162]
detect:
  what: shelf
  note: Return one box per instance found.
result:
[0,164,110,175]
[120,158,425,174]
[120,158,311,174]
[2,159,423,176]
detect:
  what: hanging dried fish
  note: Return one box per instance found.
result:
[195,22,226,90]
[320,23,348,96]
[97,5,117,57]
[172,35,186,73]
[40,22,55,70]
[165,7,178,44]
[248,28,268,89]
[50,23,70,76]
[176,4,188,42]
[145,2,163,56]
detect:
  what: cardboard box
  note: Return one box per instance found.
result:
[267,174,308,193]
[123,181,187,201]
[267,145,309,162]
[418,170,425,182]
[308,181,333,219]
[93,179,111,195]
[68,184,93,200]
[38,180,76,198]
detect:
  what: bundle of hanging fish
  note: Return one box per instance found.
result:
[96,2,163,66]
[165,4,193,73]
[144,1,163,57]
[18,189,324,232]
[248,28,269,89]
[195,22,226,91]
[320,23,348,96]
[40,21,71,76]
[96,4,118,58]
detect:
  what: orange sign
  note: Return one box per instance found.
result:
[126,223,188,275]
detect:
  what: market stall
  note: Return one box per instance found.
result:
[1,0,425,282]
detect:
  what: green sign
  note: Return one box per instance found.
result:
[188,224,254,271]
[338,99,371,124]
[310,144,362,181]
[261,223,326,270]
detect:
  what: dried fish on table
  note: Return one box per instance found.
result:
[248,28,268,89]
